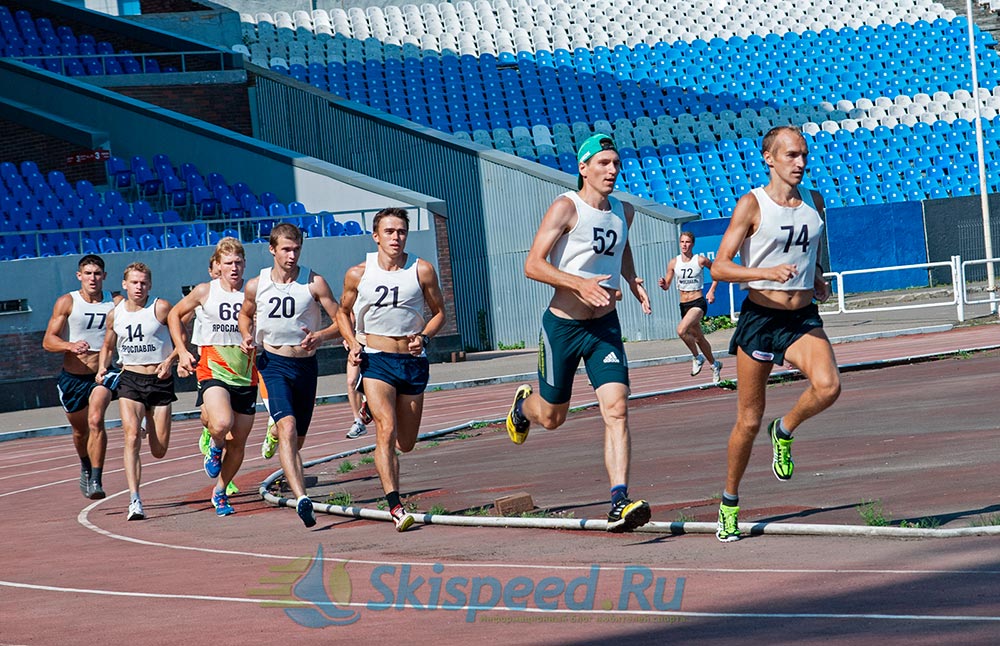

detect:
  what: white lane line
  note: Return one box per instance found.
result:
[0,580,998,622]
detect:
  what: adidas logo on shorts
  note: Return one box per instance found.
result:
[603,352,620,364]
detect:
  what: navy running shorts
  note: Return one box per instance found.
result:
[256,350,318,436]
[117,370,177,408]
[57,370,116,413]
[537,308,629,405]
[196,379,258,416]
[360,350,430,396]
[729,299,824,366]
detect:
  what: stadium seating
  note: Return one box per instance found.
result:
[237,0,1000,216]
[0,152,369,258]
[0,4,175,77]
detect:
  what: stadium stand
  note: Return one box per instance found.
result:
[0,153,369,260]
[0,4,177,76]
[236,0,1000,217]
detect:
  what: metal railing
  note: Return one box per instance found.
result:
[960,257,1000,313]
[727,256,972,321]
[10,50,232,76]
[0,205,424,259]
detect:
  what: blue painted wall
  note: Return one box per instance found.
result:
[825,201,928,292]
[685,217,747,316]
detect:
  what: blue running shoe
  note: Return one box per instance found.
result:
[213,490,235,516]
[204,444,223,479]
[297,497,316,528]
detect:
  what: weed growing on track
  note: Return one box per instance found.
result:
[857,499,890,526]
[338,460,355,474]
[675,512,695,522]
[326,491,353,506]
[359,455,374,465]
[970,512,1000,527]
[520,509,575,519]
[428,504,448,515]
[899,517,941,529]
[462,506,491,516]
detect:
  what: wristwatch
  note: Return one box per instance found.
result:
[421,334,431,347]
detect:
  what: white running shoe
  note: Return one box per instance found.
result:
[127,499,145,521]
[691,354,705,376]
[345,420,367,439]
[712,360,723,385]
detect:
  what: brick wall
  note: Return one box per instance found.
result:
[0,330,60,381]
[114,83,253,137]
[433,211,459,339]
[0,118,108,186]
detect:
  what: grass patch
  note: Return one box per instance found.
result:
[701,315,736,334]
[454,432,472,439]
[675,512,695,523]
[326,491,353,507]
[337,460,355,474]
[899,517,941,529]
[462,506,491,516]
[359,455,374,465]
[376,500,387,511]
[568,405,588,413]
[423,440,440,448]
[954,350,973,360]
[428,504,448,515]
[857,499,890,526]
[969,512,1000,527]
[498,340,526,350]
[469,421,491,429]
[716,379,737,390]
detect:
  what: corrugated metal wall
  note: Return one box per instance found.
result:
[251,68,695,349]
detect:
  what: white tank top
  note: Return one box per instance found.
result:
[67,290,115,350]
[740,187,825,291]
[198,279,245,346]
[353,252,426,337]
[191,304,205,346]
[254,266,321,346]
[548,191,628,291]
[113,298,172,365]
[674,254,705,292]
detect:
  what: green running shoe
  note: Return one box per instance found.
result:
[199,427,211,457]
[716,503,741,542]
[768,419,795,481]
[261,421,278,460]
[225,481,239,496]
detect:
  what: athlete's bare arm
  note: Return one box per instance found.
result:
[810,190,831,303]
[42,294,83,355]
[168,282,210,377]
[237,276,259,355]
[153,298,177,379]
[524,195,611,309]
[701,256,719,303]
[658,257,677,292]
[96,309,118,384]
[304,271,342,353]
[407,259,447,355]
[336,264,365,366]
[619,204,651,314]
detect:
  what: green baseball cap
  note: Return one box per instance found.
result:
[576,133,617,188]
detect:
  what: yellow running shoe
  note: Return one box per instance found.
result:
[506,384,532,445]
[261,420,278,460]
[225,481,239,495]
[199,427,211,457]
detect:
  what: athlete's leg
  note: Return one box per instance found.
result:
[273,415,306,498]
[676,307,706,358]
[366,378,402,493]
[521,396,571,430]
[780,329,841,432]
[202,387,234,450]
[86,386,112,469]
[346,359,362,419]
[395,393,424,453]
[724,348,774,496]
[147,404,171,459]
[120,398,146,494]
[595,382,630,486]
[66,408,90,463]
[218,412,254,489]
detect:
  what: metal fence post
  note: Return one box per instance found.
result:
[953,255,965,322]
